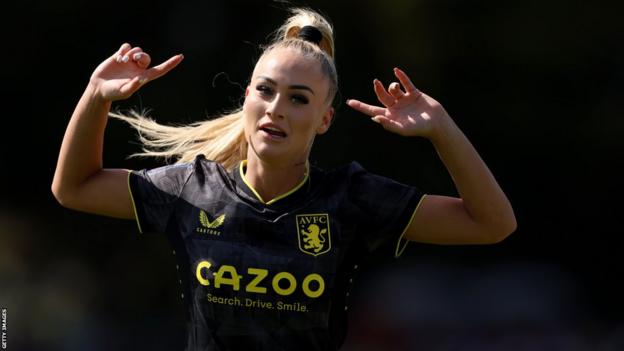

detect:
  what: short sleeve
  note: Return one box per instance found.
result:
[128,163,194,234]
[347,163,426,257]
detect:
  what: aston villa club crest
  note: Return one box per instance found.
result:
[296,213,331,256]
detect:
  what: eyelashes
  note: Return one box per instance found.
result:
[256,84,272,95]
[256,85,309,104]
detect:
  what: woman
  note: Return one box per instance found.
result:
[52,8,516,351]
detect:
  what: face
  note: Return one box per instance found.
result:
[242,47,334,166]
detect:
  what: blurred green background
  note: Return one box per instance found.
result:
[2,0,623,349]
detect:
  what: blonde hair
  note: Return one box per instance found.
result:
[111,8,337,170]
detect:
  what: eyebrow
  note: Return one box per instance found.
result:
[257,76,315,95]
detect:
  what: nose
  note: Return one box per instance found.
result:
[266,94,286,119]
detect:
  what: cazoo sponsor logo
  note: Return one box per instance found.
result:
[195,261,325,299]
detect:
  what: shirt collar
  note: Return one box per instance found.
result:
[232,160,311,206]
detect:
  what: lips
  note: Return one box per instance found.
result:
[259,123,287,138]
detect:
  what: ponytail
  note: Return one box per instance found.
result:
[110,109,247,170]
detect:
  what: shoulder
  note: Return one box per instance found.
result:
[190,154,226,174]
[321,161,422,203]
[312,161,390,201]
[321,161,399,188]
[131,160,193,186]
[313,161,422,198]
[132,154,228,187]
[182,154,233,188]
[318,161,366,183]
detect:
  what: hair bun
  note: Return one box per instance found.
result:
[297,26,323,45]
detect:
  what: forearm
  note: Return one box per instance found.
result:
[429,113,516,235]
[52,83,111,202]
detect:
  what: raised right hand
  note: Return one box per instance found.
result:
[89,43,184,101]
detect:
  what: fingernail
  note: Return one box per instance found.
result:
[133,53,142,60]
[139,77,148,84]
[116,55,122,63]
[121,55,129,63]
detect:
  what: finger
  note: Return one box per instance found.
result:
[119,76,142,97]
[393,67,419,94]
[143,54,184,82]
[118,47,143,64]
[388,82,405,99]
[373,79,394,107]
[112,43,132,62]
[132,52,151,68]
[346,99,386,117]
[116,43,132,56]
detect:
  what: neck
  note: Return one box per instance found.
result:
[243,157,308,204]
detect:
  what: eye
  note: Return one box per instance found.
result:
[291,94,309,104]
[256,84,274,96]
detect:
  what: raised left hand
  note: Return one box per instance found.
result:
[347,68,449,138]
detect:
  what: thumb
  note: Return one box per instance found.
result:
[118,76,143,98]
[372,116,403,134]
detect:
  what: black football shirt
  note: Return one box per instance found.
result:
[128,154,425,351]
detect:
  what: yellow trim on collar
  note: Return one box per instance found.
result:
[239,160,309,205]
[395,194,428,258]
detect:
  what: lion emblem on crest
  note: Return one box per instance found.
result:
[302,224,327,253]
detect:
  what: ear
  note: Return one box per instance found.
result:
[316,107,334,135]
[245,86,250,97]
